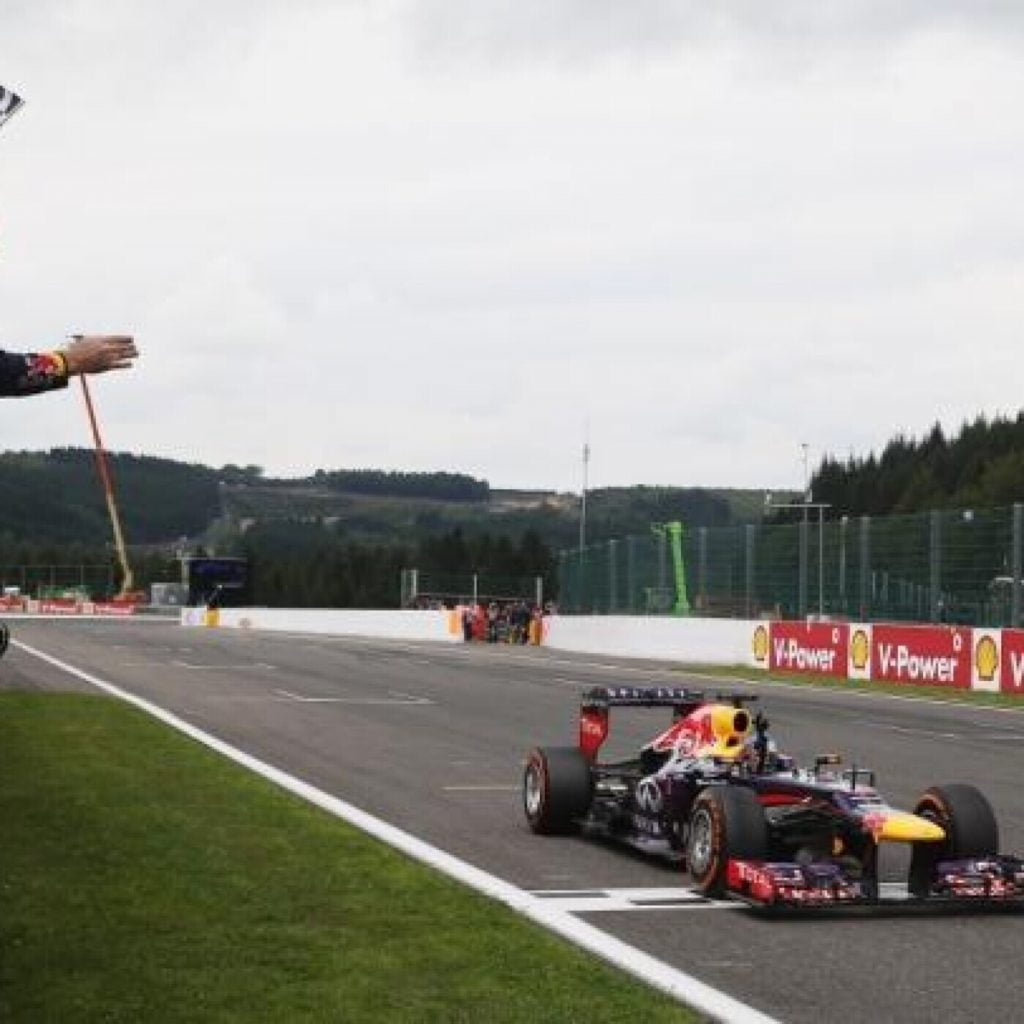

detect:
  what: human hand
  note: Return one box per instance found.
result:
[63,335,138,376]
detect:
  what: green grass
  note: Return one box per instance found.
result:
[0,694,696,1024]
[680,663,1024,710]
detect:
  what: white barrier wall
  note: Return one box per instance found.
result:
[181,606,461,643]
[543,615,759,666]
[182,606,756,663]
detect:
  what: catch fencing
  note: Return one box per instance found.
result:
[400,569,546,609]
[0,564,116,600]
[558,504,1024,628]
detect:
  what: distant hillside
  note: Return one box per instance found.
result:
[0,448,770,551]
[221,482,765,551]
[0,448,221,545]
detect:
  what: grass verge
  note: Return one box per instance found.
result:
[679,663,1024,710]
[0,693,696,1024]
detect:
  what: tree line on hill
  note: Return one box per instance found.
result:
[313,469,490,502]
[240,523,555,607]
[9,413,1024,609]
[0,522,556,608]
[0,448,221,544]
[808,413,1024,519]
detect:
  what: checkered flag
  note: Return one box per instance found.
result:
[0,85,25,130]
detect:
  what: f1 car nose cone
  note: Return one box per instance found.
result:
[876,811,946,843]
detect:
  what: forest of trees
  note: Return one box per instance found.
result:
[809,413,1024,518]
[314,469,489,502]
[0,448,222,543]
[240,523,553,607]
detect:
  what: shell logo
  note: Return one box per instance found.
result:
[752,625,769,665]
[850,629,870,671]
[975,635,999,682]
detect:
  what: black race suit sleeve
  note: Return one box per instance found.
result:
[0,350,69,397]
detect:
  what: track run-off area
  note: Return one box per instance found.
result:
[6,617,1024,1024]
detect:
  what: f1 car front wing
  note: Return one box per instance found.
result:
[727,856,1024,909]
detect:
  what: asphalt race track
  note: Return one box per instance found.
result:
[6,618,1024,1023]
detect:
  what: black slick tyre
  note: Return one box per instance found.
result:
[686,786,768,897]
[908,784,999,897]
[523,746,592,835]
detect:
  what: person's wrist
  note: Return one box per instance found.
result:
[53,350,70,377]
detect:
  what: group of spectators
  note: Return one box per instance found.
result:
[461,601,546,644]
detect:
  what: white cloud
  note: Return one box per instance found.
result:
[1,2,1022,493]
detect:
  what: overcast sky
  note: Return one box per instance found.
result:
[1,2,1022,493]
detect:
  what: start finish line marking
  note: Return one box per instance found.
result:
[272,688,434,706]
[529,887,741,913]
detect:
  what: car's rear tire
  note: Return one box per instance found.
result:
[686,786,768,897]
[523,747,592,835]
[908,784,999,897]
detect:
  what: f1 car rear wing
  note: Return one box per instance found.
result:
[578,686,758,760]
[582,686,706,711]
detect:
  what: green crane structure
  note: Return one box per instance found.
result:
[652,521,690,615]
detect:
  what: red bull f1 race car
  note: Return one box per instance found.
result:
[523,686,1024,909]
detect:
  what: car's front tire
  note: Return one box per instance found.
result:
[686,786,768,897]
[908,783,999,897]
[523,746,592,835]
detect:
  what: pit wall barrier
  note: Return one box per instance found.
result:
[179,606,1024,696]
[180,606,462,643]
[542,614,760,666]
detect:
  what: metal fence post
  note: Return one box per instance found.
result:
[656,530,667,610]
[798,515,808,619]
[608,539,618,614]
[557,550,569,611]
[1013,504,1022,627]
[698,527,709,612]
[744,524,755,618]
[929,509,942,622]
[839,516,848,616]
[858,516,871,620]
[626,536,636,613]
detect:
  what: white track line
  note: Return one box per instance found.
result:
[13,637,778,1024]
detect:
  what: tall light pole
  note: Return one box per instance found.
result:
[577,438,590,613]
[766,443,830,618]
